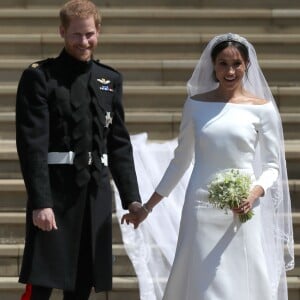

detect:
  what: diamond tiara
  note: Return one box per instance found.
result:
[212,33,248,49]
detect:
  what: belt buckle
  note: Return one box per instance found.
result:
[88,152,92,165]
[101,154,108,167]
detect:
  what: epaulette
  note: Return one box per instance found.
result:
[28,58,54,70]
[93,58,121,75]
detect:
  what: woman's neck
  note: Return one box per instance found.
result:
[215,86,246,102]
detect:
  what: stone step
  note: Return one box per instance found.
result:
[0,0,298,9]
[0,211,299,299]
[1,109,300,141]
[0,242,299,277]
[0,33,299,59]
[0,176,118,212]
[1,178,300,212]
[287,244,300,277]
[0,276,298,300]
[291,179,300,211]
[0,179,25,211]
[0,276,139,300]
[0,8,299,34]
[0,83,300,115]
[122,85,300,115]
[0,133,299,181]
[0,59,300,94]
[293,212,300,239]
[0,213,300,300]
[0,241,299,276]
[1,210,300,245]
[0,212,122,244]
[287,276,300,300]
[0,243,298,299]
[0,243,135,278]
[1,82,300,114]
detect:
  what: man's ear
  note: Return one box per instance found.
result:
[59,25,65,38]
[96,24,101,35]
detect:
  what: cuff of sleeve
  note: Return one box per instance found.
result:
[253,168,279,193]
[155,186,170,198]
[122,198,141,210]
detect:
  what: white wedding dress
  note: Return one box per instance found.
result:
[156,98,280,300]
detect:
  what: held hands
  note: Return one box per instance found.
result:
[121,202,149,229]
[122,193,162,229]
[32,208,58,231]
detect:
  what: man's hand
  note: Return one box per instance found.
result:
[122,202,148,229]
[32,208,58,231]
[128,201,142,213]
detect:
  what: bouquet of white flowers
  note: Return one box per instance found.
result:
[207,169,254,223]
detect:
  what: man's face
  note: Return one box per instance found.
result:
[59,16,100,62]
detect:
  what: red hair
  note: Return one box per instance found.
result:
[59,0,101,28]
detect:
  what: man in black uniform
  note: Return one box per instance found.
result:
[16,1,141,299]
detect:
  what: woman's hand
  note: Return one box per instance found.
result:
[232,185,264,215]
[121,206,149,229]
[121,192,163,229]
[232,199,254,215]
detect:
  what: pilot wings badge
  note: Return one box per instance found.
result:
[97,78,114,92]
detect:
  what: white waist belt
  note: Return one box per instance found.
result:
[48,151,108,167]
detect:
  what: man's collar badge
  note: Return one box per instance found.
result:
[31,63,39,69]
[97,78,114,92]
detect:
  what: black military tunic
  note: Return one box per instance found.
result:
[16,49,141,292]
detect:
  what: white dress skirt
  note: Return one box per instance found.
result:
[155,99,280,300]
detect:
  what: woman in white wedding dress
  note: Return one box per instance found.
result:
[122,33,294,300]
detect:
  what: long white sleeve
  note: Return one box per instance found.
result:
[155,100,194,197]
[253,103,280,192]
[254,168,278,192]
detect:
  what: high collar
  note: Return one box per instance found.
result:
[58,48,93,75]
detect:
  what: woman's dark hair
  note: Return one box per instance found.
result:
[211,40,249,63]
[211,40,250,81]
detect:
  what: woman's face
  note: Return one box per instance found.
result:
[213,46,248,90]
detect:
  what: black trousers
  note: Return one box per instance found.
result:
[29,200,94,300]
